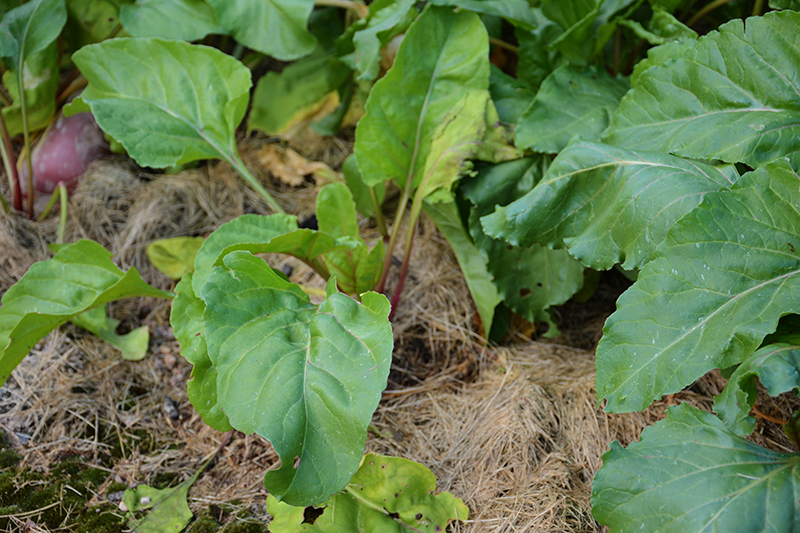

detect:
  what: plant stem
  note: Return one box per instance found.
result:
[315,0,367,18]
[37,184,60,221]
[368,185,388,238]
[0,110,20,211]
[228,152,285,214]
[57,182,67,244]
[18,69,33,218]
[0,188,8,214]
[375,183,411,294]
[488,37,519,54]
[751,0,764,16]
[686,0,736,27]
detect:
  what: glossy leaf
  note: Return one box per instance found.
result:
[268,454,469,532]
[205,0,316,61]
[67,38,251,169]
[0,240,172,385]
[604,11,800,168]
[146,236,204,280]
[71,304,149,361]
[516,64,629,153]
[171,274,231,431]
[597,158,800,412]
[120,0,226,41]
[482,141,737,271]
[715,343,800,435]
[593,403,800,532]
[203,252,392,505]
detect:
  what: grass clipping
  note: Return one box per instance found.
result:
[0,137,797,532]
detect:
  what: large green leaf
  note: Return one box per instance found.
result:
[0,240,172,385]
[771,0,800,9]
[68,38,250,169]
[422,200,500,338]
[0,0,66,61]
[592,403,800,532]
[596,158,800,412]
[205,0,316,61]
[203,252,392,505]
[170,274,231,431]
[120,0,226,41]
[715,343,800,436]
[540,0,599,65]
[462,158,584,333]
[354,6,497,192]
[349,0,416,81]
[71,304,150,361]
[429,0,537,29]
[268,454,468,532]
[514,14,566,91]
[604,11,800,168]
[341,153,386,219]
[488,64,535,126]
[146,236,204,280]
[1,41,58,136]
[62,0,133,50]
[516,64,629,153]
[482,141,738,271]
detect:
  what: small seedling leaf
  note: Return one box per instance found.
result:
[71,304,149,361]
[146,236,205,280]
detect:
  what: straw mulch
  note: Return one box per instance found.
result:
[0,134,797,532]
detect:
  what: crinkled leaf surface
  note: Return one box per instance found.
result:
[202,252,392,505]
[248,53,351,136]
[715,343,800,435]
[597,158,800,412]
[71,304,149,361]
[592,403,800,532]
[0,240,172,385]
[68,38,251,169]
[205,0,316,61]
[604,11,800,168]
[268,454,468,532]
[146,236,204,280]
[1,42,58,136]
[354,6,492,191]
[171,274,231,431]
[482,141,738,271]
[516,64,629,153]
[120,0,226,41]
[462,158,584,334]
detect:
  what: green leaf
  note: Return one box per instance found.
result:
[429,0,537,29]
[771,0,800,8]
[604,11,800,168]
[488,64,535,126]
[423,200,501,338]
[592,403,800,532]
[354,6,494,191]
[316,183,359,239]
[119,0,226,41]
[516,64,629,153]
[715,343,800,435]
[67,38,250,169]
[0,0,66,61]
[71,304,149,361]
[63,0,133,51]
[171,274,231,431]
[482,141,737,271]
[248,53,351,136]
[205,0,316,61]
[596,158,800,412]
[351,0,416,81]
[514,15,566,91]
[540,0,599,65]
[1,41,58,136]
[462,158,584,334]
[341,153,386,219]
[0,240,172,385]
[203,252,392,505]
[146,236,204,280]
[266,494,306,532]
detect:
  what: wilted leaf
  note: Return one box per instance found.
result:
[146,236,204,280]
[71,304,149,361]
[482,141,737,271]
[593,403,800,532]
[0,240,172,385]
[120,0,226,41]
[255,144,334,187]
[596,158,800,412]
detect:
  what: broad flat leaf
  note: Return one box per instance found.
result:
[423,201,500,338]
[596,158,800,412]
[317,183,359,239]
[248,53,351,137]
[1,42,58,136]
[629,34,696,86]
[771,0,800,9]
[350,0,416,81]
[0,240,172,385]
[482,141,738,271]
[462,158,584,334]
[488,64,535,125]
[205,0,316,61]
[171,274,231,431]
[341,154,386,219]
[516,64,629,153]
[67,38,251,169]
[71,304,149,361]
[429,0,537,29]
[146,236,204,280]
[604,11,800,168]
[592,403,800,532]
[0,0,66,60]
[540,0,599,65]
[268,454,468,532]
[715,343,800,435]
[63,0,133,50]
[203,252,392,506]
[120,0,226,41]
[354,6,492,191]
[514,15,566,91]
